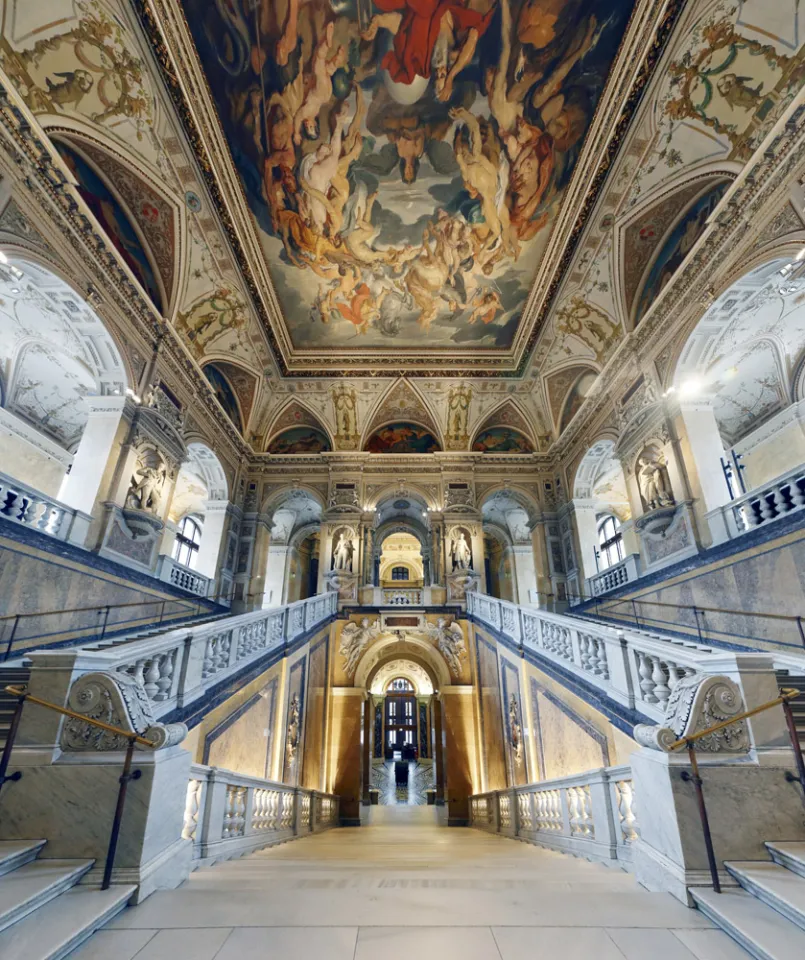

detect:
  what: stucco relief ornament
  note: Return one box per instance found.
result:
[285,694,301,768]
[509,694,523,766]
[426,618,466,678]
[340,618,381,678]
[633,675,750,753]
[60,672,187,751]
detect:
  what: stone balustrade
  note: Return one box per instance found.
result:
[156,554,212,597]
[707,464,805,542]
[0,469,92,546]
[466,592,800,724]
[585,553,641,600]
[184,764,339,864]
[470,765,638,864]
[381,587,423,606]
[56,593,339,720]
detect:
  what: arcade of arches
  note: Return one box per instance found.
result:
[2,2,805,958]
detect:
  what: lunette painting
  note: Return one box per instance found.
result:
[181,0,637,351]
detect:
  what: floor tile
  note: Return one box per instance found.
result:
[132,928,233,959]
[672,929,753,959]
[493,926,627,959]
[355,926,502,960]
[68,930,157,960]
[607,928,698,959]
[214,926,358,960]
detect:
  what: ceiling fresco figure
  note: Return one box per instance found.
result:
[181,0,636,352]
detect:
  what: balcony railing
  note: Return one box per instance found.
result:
[470,765,637,865]
[585,553,641,599]
[156,555,212,598]
[183,764,339,864]
[381,587,423,606]
[708,464,805,539]
[0,470,91,546]
[466,592,805,724]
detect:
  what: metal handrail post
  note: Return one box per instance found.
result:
[0,691,25,797]
[782,697,805,811]
[102,735,142,890]
[3,615,19,662]
[680,742,721,893]
[98,606,111,643]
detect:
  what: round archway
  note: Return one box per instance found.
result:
[0,255,127,506]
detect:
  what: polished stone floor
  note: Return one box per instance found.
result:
[71,807,749,960]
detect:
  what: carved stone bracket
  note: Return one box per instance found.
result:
[633,674,749,753]
[60,671,187,752]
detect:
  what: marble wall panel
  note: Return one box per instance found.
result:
[474,629,507,791]
[204,678,277,779]
[301,634,329,791]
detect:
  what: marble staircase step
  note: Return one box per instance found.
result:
[0,859,94,932]
[0,883,135,960]
[766,842,805,880]
[692,887,805,960]
[726,861,805,931]
[0,840,46,879]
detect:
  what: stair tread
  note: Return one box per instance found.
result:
[0,860,94,930]
[0,841,46,878]
[693,888,805,960]
[766,843,805,874]
[726,861,805,929]
[0,884,135,960]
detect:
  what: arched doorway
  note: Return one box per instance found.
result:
[367,658,436,805]
[378,531,424,602]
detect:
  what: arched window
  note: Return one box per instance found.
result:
[173,515,202,569]
[391,565,409,581]
[387,678,415,693]
[597,515,624,570]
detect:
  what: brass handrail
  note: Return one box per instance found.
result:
[668,685,805,895]
[0,683,156,890]
[667,688,800,751]
[2,685,156,747]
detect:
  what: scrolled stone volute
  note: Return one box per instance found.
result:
[633,674,749,754]
[61,671,187,751]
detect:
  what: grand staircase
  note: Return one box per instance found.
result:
[693,843,805,958]
[0,840,134,960]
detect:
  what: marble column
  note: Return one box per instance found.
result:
[432,696,445,804]
[570,498,599,585]
[59,395,127,518]
[529,520,553,607]
[246,515,272,610]
[362,695,372,804]
[510,544,537,606]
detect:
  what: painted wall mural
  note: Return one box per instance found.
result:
[204,362,243,432]
[181,0,637,352]
[634,180,730,325]
[267,426,332,454]
[472,426,533,453]
[53,140,164,312]
[364,422,441,453]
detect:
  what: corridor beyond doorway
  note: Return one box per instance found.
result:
[76,812,749,960]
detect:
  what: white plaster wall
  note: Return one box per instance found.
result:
[0,424,67,497]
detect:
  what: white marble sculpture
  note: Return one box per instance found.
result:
[127,464,166,514]
[509,694,523,766]
[332,532,354,571]
[427,617,466,677]
[286,693,301,768]
[339,617,381,677]
[450,532,472,571]
[637,453,673,510]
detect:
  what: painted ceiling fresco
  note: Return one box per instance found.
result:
[182,0,636,354]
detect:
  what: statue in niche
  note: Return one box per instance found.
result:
[450,532,472,571]
[285,693,301,768]
[637,451,674,511]
[339,617,381,678]
[126,464,166,514]
[427,617,466,678]
[509,694,523,766]
[332,532,354,571]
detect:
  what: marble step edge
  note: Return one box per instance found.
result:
[766,842,805,880]
[725,861,805,932]
[0,860,94,932]
[0,840,46,879]
[692,887,805,960]
[0,883,136,960]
